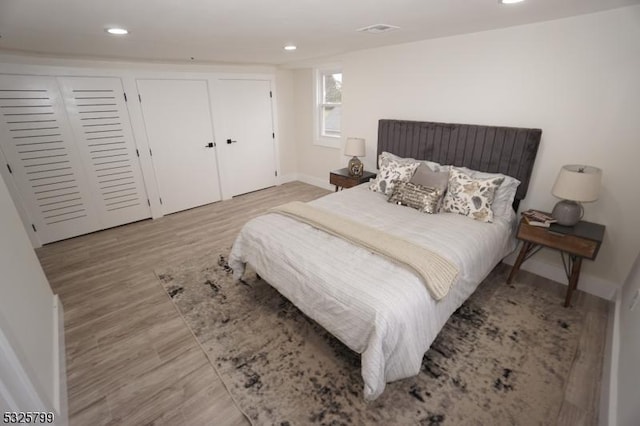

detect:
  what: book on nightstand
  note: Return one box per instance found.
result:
[521,209,557,228]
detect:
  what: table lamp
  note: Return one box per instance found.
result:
[345,137,366,176]
[551,164,602,226]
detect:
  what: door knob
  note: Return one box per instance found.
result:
[205,142,214,148]
[226,139,237,144]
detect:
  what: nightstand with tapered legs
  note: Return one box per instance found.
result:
[329,168,376,192]
[507,217,605,307]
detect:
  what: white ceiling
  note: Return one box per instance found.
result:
[0,0,638,66]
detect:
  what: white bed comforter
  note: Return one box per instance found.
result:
[229,184,517,400]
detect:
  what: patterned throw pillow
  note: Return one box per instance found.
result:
[441,168,504,222]
[369,158,419,195]
[388,180,443,214]
[455,167,520,219]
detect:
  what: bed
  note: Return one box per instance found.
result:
[229,119,541,400]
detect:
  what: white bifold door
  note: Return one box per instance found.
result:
[212,79,276,197]
[0,74,150,244]
[136,79,221,215]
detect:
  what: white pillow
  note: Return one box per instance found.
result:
[454,167,520,219]
[379,151,440,172]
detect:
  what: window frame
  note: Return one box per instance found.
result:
[314,67,342,149]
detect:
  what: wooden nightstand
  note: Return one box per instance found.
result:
[507,217,605,307]
[329,168,376,192]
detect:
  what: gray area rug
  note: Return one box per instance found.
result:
[156,251,585,425]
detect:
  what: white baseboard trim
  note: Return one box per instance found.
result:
[277,173,298,185]
[295,173,334,191]
[503,253,618,301]
[598,292,618,426]
[600,290,621,426]
[52,295,68,426]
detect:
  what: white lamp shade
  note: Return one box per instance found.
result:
[344,137,366,157]
[551,164,602,202]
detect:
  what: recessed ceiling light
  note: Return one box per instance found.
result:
[106,28,128,35]
[284,44,297,51]
[499,0,525,4]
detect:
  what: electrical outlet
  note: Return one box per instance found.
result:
[630,289,640,312]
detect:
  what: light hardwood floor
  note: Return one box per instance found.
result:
[35,181,609,425]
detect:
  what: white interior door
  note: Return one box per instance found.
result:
[0,74,101,243]
[136,79,221,215]
[213,79,276,196]
[57,76,150,228]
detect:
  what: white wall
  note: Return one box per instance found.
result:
[293,6,640,286]
[0,173,58,413]
[617,252,640,426]
[274,69,299,180]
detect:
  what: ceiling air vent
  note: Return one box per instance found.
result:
[356,24,400,34]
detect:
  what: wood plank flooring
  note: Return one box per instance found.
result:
[35,182,609,425]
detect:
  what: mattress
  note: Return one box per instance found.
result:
[229,184,518,400]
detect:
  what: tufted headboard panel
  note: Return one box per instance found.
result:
[377,119,542,205]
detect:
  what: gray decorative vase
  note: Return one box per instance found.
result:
[348,156,363,176]
[552,200,583,226]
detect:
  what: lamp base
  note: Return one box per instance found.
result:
[348,156,363,177]
[551,200,584,226]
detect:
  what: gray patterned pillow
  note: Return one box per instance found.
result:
[388,180,443,214]
[455,167,520,219]
[369,158,419,195]
[441,168,504,222]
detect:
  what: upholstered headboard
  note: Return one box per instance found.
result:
[377,119,541,208]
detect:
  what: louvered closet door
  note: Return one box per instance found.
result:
[0,74,101,243]
[57,77,150,228]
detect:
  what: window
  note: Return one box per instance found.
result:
[315,68,342,147]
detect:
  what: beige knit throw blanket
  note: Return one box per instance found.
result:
[270,201,459,300]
